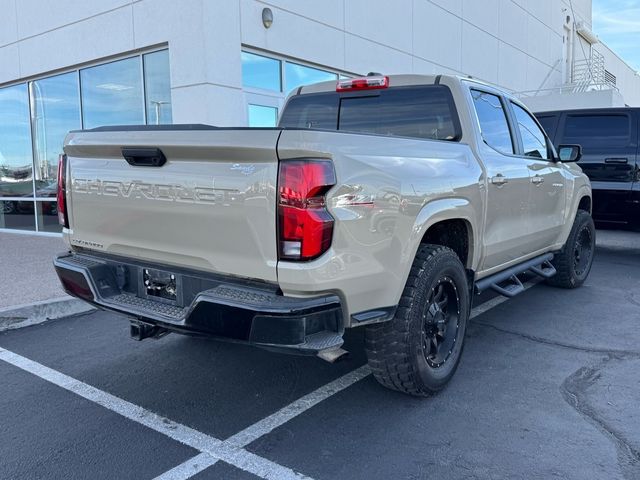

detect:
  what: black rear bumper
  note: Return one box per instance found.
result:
[54,252,344,354]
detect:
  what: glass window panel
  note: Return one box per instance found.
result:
[242,52,281,91]
[248,105,278,127]
[144,50,172,125]
[471,90,514,155]
[31,72,81,196]
[36,200,62,232]
[562,115,630,148]
[279,93,339,129]
[0,200,36,231]
[0,83,33,198]
[536,115,557,137]
[338,86,459,141]
[285,62,336,95]
[80,57,144,129]
[511,102,550,159]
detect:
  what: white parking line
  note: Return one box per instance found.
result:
[226,365,372,447]
[153,453,218,480]
[153,281,541,479]
[0,347,312,480]
[0,281,540,480]
[153,365,372,480]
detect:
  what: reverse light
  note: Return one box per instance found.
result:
[278,160,336,261]
[57,154,69,229]
[336,75,389,92]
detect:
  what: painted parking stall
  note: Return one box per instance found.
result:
[0,231,639,479]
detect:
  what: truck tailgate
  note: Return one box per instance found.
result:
[64,128,281,282]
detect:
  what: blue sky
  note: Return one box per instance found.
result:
[592,0,640,71]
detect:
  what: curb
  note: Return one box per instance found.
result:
[0,297,95,332]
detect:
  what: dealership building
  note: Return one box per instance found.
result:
[1,0,638,234]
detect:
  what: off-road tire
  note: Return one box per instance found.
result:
[365,244,470,396]
[546,210,595,289]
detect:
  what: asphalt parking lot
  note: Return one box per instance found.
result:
[1,230,639,480]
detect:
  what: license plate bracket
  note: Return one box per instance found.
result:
[141,268,181,305]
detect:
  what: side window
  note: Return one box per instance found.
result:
[471,90,514,155]
[536,115,557,138]
[561,115,630,150]
[511,102,551,159]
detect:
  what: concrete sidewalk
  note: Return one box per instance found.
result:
[0,231,93,330]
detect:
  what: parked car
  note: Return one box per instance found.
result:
[1,183,58,216]
[54,74,594,396]
[535,108,639,227]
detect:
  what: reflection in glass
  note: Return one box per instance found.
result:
[81,57,144,129]
[248,105,278,127]
[31,72,81,195]
[144,50,172,124]
[471,90,514,155]
[242,52,281,91]
[0,84,33,198]
[338,86,458,141]
[285,62,336,95]
[36,201,62,232]
[0,200,36,230]
[511,102,548,159]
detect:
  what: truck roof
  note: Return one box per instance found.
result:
[534,106,640,116]
[296,73,510,96]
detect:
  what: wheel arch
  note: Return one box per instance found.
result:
[411,198,479,270]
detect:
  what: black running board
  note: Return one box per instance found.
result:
[475,253,556,297]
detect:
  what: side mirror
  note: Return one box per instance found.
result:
[557,144,582,162]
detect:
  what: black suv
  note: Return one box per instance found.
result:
[535,108,639,227]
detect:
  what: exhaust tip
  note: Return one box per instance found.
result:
[317,348,349,363]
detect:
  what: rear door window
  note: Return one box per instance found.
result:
[279,85,461,141]
[561,115,631,148]
[471,90,514,155]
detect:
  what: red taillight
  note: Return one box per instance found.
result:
[278,160,336,261]
[336,75,389,92]
[57,154,69,229]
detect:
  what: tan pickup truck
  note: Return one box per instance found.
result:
[54,74,594,396]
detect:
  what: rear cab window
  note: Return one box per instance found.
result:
[279,84,461,142]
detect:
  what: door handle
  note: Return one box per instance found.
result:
[604,157,629,164]
[490,174,508,186]
[531,175,544,185]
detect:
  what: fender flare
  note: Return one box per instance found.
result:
[400,198,480,288]
[556,184,592,248]
[572,185,593,216]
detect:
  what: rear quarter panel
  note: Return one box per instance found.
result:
[276,129,483,324]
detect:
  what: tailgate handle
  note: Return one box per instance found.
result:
[122,148,167,167]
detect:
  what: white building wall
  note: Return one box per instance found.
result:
[242,0,569,91]
[598,43,640,106]
[1,0,639,127]
[0,0,247,126]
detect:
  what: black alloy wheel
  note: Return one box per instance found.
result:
[422,278,461,369]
